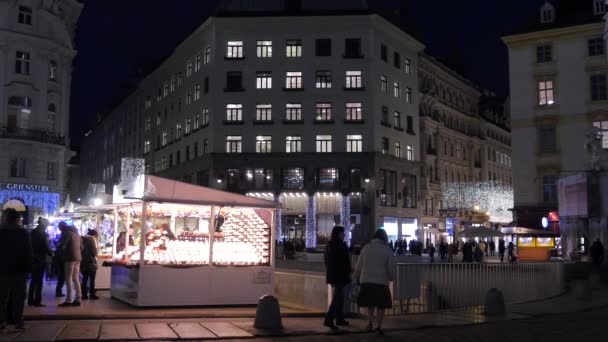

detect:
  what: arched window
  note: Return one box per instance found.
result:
[7,96,32,130]
[540,2,555,24]
[48,103,57,132]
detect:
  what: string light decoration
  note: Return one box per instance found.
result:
[305,195,317,248]
[441,181,514,224]
[274,194,282,240]
[340,194,351,245]
[0,190,60,214]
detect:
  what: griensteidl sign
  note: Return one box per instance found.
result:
[1,183,50,192]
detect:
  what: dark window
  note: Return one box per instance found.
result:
[227,169,240,190]
[402,174,417,208]
[394,111,402,129]
[315,70,332,88]
[316,39,332,56]
[539,126,557,153]
[282,168,304,189]
[225,71,243,91]
[344,38,362,58]
[542,175,557,203]
[381,106,389,126]
[185,146,190,161]
[18,6,32,25]
[591,74,607,101]
[349,169,362,189]
[589,38,605,56]
[536,44,552,63]
[381,44,388,61]
[176,150,181,165]
[394,52,401,68]
[204,77,209,93]
[407,115,414,133]
[379,169,397,207]
[381,137,389,155]
[194,142,199,158]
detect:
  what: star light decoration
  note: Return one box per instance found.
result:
[441,181,514,223]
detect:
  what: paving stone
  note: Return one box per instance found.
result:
[170,322,217,339]
[99,323,139,341]
[56,323,100,341]
[135,323,177,340]
[202,322,253,338]
[11,324,65,342]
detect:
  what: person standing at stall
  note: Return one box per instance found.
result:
[498,239,506,262]
[28,218,53,307]
[58,223,83,307]
[0,208,33,331]
[54,222,68,297]
[323,226,351,330]
[81,230,99,300]
[353,229,395,335]
[489,239,496,257]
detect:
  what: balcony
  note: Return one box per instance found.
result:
[0,127,65,146]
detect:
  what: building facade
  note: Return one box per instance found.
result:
[419,54,512,244]
[0,0,82,222]
[81,2,425,248]
[504,0,608,253]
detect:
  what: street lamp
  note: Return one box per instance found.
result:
[93,198,103,206]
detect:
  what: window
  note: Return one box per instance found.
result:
[15,51,30,74]
[7,96,32,130]
[381,137,389,155]
[381,76,388,93]
[395,142,402,158]
[257,40,272,58]
[46,162,57,181]
[286,136,302,153]
[381,44,388,61]
[49,60,57,81]
[187,60,193,77]
[202,108,209,126]
[407,115,414,134]
[315,71,332,88]
[176,124,183,139]
[204,77,209,94]
[256,136,272,153]
[393,81,401,98]
[156,112,161,126]
[203,139,208,155]
[345,71,362,89]
[226,41,244,59]
[346,103,362,121]
[394,52,401,68]
[315,103,332,121]
[18,6,32,25]
[593,121,608,149]
[347,135,363,152]
[286,40,302,57]
[286,103,302,121]
[406,145,414,161]
[194,113,200,129]
[588,38,605,56]
[178,72,183,87]
[204,47,211,64]
[146,97,152,109]
[285,72,302,89]
[541,3,555,23]
[344,38,362,58]
[394,111,402,129]
[405,87,412,104]
[538,80,555,105]
[185,117,192,135]
[316,135,332,153]
[185,145,191,161]
[256,104,272,121]
[195,54,201,71]
[225,71,243,91]
[194,84,201,101]
[542,175,558,203]
[404,58,412,74]
[248,168,273,189]
[163,81,169,97]
[536,44,552,63]
[47,103,56,132]
[282,168,304,189]
[539,126,556,153]
[226,104,243,122]
[381,106,389,126]
[144,141,151,154]
[9,158,26,178]
[379,169,397,207]
[226,136,242,153]
[402,174,417,208]
[591,74,607,101]
[170,75,176,92]
[317,168,339,188]
[194,142,199,158]
[256,71,272,89]
[316,38,331,56]
[187,90,192,105]
[594,0,606,15]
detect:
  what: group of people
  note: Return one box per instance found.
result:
[0,209,99,332]
[324,226,394,335]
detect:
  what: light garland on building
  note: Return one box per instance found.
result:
[305,195,317,248]
[340,194,351,245]
[441,181,514,224]
[274,194,282,240]
[0,190,60,214]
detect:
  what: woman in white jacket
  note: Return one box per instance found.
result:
[353,229,395,334]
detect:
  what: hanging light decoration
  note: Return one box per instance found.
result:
[274,194,282,240]
[0,190,60,214]
[305,195,317,248]
[442,181,513,224]
[340,194,351,245]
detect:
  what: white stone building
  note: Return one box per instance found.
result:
[0,0,82,222]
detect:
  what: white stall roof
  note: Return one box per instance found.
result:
[138,176,279,209]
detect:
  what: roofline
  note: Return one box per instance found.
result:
[420,52,482,96]
[502,22,603,46]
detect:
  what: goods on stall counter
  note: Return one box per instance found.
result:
[214,209,270,265]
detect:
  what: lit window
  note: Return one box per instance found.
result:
[286,103,302,121]
[185,117,192,135]
[345,71,362,89]
[18,6,32,25]
[588,38,605,56]
[195,54,201,72]
[282,168,304,189]
[15,51,30,74]
[592,121,608,149]
[195,84,201,101]
[406,145,414,161]
[177,72,183,87]
[256,104,272,121]
[393,81,401,98]
[226,41,244,59]
[315,103,332,121]
[538,80,555,105]
[286,39,302,57]
[226,136,242,153]
[256,136,272,153]
[176,124,183,139]
[204,47,211,64]
[346,103,362,121]
[315,71,332,88]
[395,142,402,158]
[404,58,412,74]
[317,168,339,188]
[381,76,388,93]
[346,135,363,153]
[285,72,302,89]
[286,136,302,153]
[256,71,272,89]
[187,90,192,104]
[187,60,193,77]
[202,108,209,126]
[162,132,168,146]
[257,41,272,58]
[591,74,607,101]
[194,113,200,129]
[405,87,413,104]
[49,60,57,81]
[144,141,151,154]
[316,135,332,153]
[226,104,243,122]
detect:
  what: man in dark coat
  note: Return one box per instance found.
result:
[0,208,33,331]
[590,239,605,268]
[81,230,99,299]
[324,226,351,330]
[498,239,506,262]
[28,218,53,306]
[462,241,473,262]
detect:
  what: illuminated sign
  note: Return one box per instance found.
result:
[541,217,549,229]
[1,183,49,192]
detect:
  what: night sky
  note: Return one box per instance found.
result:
[70,0,544,148]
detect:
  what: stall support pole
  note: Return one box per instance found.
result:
[125,207,132,257]
[209,206,216,266]
[140,202,148,265]
[270,209,276,268]
[112,209,118,258]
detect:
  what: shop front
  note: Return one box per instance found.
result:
[502,227,558,262]
[0,183,60,224]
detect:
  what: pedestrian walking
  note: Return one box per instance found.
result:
[429,243,436,263]
[323,226,351,330]
[484,240,489,257]
[590,239,605,269]
[438,240,448,262]
[28,218,53,307]
[462,241,473,262]
[0,208,33,331]
[57,223,83,307]
[498,239,506,262]
[489,240,496,256]
[353,229,395,335]
[507,242,516,262]
[447,242,454,263]
[81,229,100,300]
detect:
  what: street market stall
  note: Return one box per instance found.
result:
[102,175,278,307]
[501,227,558,262]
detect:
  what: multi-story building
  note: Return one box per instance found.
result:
[0,0,82,223]
[81,1,424,248]
[504,0,608,252]
[419,54,512,244]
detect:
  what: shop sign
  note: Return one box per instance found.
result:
[252,270,272,284]
[1,183,49,192]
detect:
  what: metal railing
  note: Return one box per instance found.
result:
[391,262,565,314]
[0,127,65,145]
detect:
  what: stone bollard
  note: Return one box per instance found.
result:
[484,288,506,316]
[573,279,592,301]
[254,295,283,330]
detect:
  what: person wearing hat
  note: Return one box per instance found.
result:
[28,217,53,307]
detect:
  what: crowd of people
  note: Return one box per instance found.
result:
[0,209,99,332]
[386,238,519,263]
